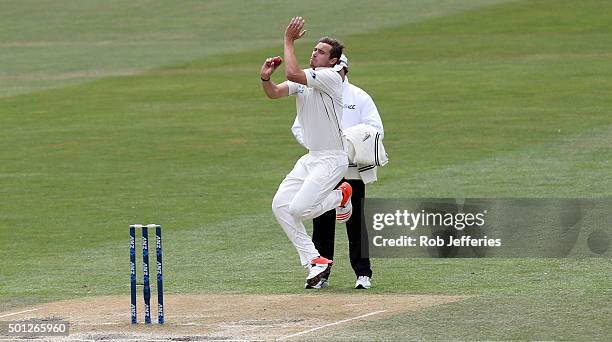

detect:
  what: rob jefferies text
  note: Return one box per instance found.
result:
[371,209,500,248]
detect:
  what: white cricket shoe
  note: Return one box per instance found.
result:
[355,276,372,289]
[306,256,333,287]
[305,266,331,289]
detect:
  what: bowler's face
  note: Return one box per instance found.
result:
[310,43,334,68]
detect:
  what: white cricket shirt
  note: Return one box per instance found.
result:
[287,67,344,151]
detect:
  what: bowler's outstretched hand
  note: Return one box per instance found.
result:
[285,16,307,42]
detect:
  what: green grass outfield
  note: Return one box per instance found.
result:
[1,0,611,340]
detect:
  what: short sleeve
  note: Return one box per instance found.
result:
[304,68,342,98]
[287,80,301,96]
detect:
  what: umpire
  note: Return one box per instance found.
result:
[291,54,384,289]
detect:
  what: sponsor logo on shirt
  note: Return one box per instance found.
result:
[309,70,317,79]
[362,132,371,142]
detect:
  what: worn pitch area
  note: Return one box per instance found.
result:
[0,294,465,341]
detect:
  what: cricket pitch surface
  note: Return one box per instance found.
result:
[0,294,465,341]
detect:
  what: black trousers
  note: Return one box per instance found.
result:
[312,178,372,278]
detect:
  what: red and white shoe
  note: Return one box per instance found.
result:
[306,256,333,287]
[305,265,331,289]
[335,182,352,223]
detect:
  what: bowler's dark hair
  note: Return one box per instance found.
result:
[318,36,344,63]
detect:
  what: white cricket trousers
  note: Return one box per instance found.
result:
[272,150,349,266]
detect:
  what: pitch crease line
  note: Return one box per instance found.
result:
[0,308,40,318]
[277,309,387,340]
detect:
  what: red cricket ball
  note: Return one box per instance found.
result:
[272,56,282,67]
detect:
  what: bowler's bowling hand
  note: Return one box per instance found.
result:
[260,57,276,80]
